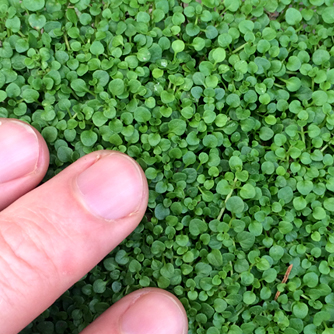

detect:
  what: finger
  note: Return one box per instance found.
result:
[0,118,49,210]
[0,150,148,334]
[80,288,188,334]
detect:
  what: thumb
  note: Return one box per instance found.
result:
[0,149,148,333]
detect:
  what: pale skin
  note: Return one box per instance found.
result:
[0,118,188,334]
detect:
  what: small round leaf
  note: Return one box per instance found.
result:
[23,0,45,11]
[286,8,302,25]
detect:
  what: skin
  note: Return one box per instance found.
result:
[0,118,188,334]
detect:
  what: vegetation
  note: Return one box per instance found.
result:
[1,0,334,332]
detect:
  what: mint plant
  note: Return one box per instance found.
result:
[1,0,334,333]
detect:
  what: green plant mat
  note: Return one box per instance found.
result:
[1,0,334,333]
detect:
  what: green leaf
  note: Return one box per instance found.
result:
[262,27,276,40]
[237,231,255,249]
[240,183,256,199]
[6,17,21,32]
[203,134,218,148]
[79,13,92,25]
[6,82,21,97]
[186,23,200,36]
[262,268,277,283]
[322,329,334,334]
[41,126,58,143]
[241,271,254,286]
[134,106,151,123]
[293,196,307,210]
[285,77,301,92]
[297,180,313,195]
[226,196,244,214]
[15,39,29,53]
[168,119,186,135]
[261,161,275,174]
[129,259,142,272]
[189,218,208,236]
[312,91,327,106]
[21,89,39,103]
[202,0,216,8]
[310,0,324,4]
[206,26,218,40]
[90,41,105,55]
[136,11,150,23]
[93,279,107,293]
[71,79,88,93]
[324,198,334,212]
[286,56,301,71]
[308,124,321,138]
[243,291,256,305]
[80,130,98,147]
[303,272,318,288]
[93,70,109,87]
[57,146,73,163]
[239,20,254,34]
[226,94,240,108]
[269,245,284,261]
[229,156,243,170]
[256,257,270,271]
[0,91,7,102]
[313,311,330,326]
[192,37,206,51]
[212,48,226,63]
[259,127,274,141]
[109,78,124,96]
[278,187,293,203]
[152,9,165,22]
[23,0,45,11]
[322,7,334,24]
[224,0,240,12]
[207,249,223,267]
[161,90,175,104]
[28,14,46,29]
[92,112,108,127]
[313,206,326,220]
[216,179,232,195]
[137,47,151,62]
[285,8,302,25]
[172,40,185,53]
[293,302,308,319]
[249,221,263,236]
[313,50,330,66]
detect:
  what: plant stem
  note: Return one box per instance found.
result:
[217,176,238,221]
[232,42,248,54]
[300,127,305,144]
[321,144,329,152]
[301,294,310,300]
[64,33,70,51]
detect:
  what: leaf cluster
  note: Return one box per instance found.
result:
[2,0,334,333]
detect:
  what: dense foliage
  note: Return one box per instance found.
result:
[1,0,334,332]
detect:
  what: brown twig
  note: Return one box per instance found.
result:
[274,264,293,301]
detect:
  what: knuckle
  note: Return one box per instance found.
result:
[0,210,62,296]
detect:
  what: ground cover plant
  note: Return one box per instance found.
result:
[1,0,334,332]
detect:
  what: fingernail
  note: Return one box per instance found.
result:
[76,154,144,220]
[120,293,187,334]
[0,120,39,184]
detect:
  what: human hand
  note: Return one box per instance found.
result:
[0,118,188,334]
